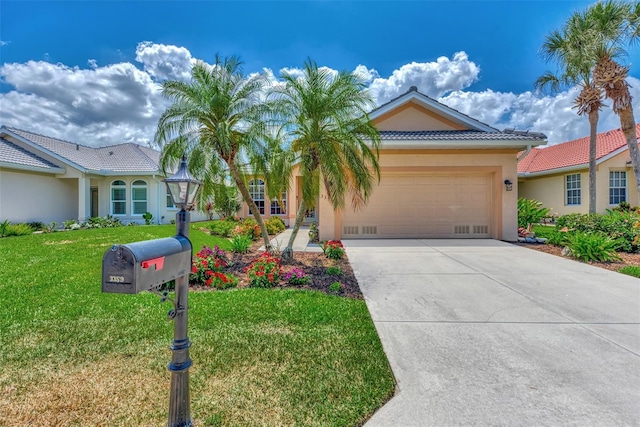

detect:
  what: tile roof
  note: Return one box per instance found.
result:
[517,124,639,174]
[0,137,61,170]
[2,127,161,173]
[380,129,547,142]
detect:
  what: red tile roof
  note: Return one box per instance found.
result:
[518,124,639,174]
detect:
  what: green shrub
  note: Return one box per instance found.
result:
[547,230,570,247]
[308,222,319,242]
[322,240,345,260]
[3,223,34,237]
[555,211,640,253]
[235,218,260,240]
[265,217,286,235]
[212,183,241,219]
[619,265,640,278]
[325,266,343,276]
[565,232,621,263]
[329,282,344,294]
[142,212,154,225]
[27,221,45,231]
[230,234,252,253]
[518,198,550,230]
[0,220,9,236]
[209,220,236,237]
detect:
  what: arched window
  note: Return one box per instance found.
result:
[131,180,148,215]
[111,180,127,215]
[249,179,265,215]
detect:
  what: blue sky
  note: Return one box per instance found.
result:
[1,0,639,147]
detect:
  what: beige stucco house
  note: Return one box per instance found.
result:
[0,126,208,225]
[518,124,640,216]
[241,87,547,242]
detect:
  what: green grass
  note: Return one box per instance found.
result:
[619,265,640,278]
[531,224,557,239]
[0,226,394,426]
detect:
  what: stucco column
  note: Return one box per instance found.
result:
[78,175,91,222]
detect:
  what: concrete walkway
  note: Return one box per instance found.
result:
[260,226,323,252]
[343,239,640,426]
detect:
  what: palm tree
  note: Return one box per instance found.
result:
[585,0,640,201]
[155,56,274,251]
[268,59,381,260]
[537,11,604,214]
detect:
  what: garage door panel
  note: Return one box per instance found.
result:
[342,173,492,239]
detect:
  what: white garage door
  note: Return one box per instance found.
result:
[341,173,492,238]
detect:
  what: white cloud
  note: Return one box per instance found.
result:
[135,41,194,81]
[0,59,166,147]
[1,44,638,150]
[367,51,480,104]
[0,40,10,46]
[439,77,640,144]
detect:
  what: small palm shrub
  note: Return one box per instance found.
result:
[245,253,281,288]
[265,217,286,235]
[230,234,252,253]
[142,212,154,225]
[565,232,621,263]
[546,230,569,247]
[1,223,34,237]
[518,198,550,230]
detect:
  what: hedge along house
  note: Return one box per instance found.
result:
[241,87,547,242]
[517,124,640,217]
[0,126,209,225]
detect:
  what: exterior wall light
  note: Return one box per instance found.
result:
[504,179,513,191]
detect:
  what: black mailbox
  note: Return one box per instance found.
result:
[102,236,192,294]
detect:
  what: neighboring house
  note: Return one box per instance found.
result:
[241,87,547,241]
[0,126,209,225]
[518,124,640,216]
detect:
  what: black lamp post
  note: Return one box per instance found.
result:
[162,154,201,427]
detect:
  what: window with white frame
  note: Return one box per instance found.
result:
[166,190,175,208]
[131,180,148,215]
[249,179,265,215]
[609,171,627,205]
[111,180,127,215]
[270,192,287,215]
[566,174,581,205]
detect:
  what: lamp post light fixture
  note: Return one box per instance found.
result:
[162,154,202,427]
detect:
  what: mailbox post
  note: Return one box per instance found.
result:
[102,154,201,427]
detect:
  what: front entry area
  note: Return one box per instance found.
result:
[341,173,492,238]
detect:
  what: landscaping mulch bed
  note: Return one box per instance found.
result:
[191,242,363,299]
[517,242,640,272]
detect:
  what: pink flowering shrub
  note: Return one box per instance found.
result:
[190,245,237,289]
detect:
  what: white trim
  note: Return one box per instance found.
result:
[379,138,544,150]
[370,91,498,132]
[0,161,65,174]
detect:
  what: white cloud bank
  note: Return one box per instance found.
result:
[1,43,639,148]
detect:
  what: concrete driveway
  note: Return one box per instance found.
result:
[344,239,640,426]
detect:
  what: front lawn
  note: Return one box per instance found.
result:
[0,226,394,425]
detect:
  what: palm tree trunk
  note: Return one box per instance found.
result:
[588,110,598,214]
[227,160,272,252]
[617,107,640,201]
[281,199,306,261]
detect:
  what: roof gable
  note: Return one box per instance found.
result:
[518,124,639,175]
[370,86,498,132]
[0,137,64,172]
